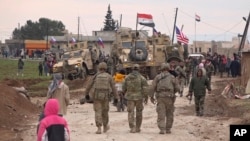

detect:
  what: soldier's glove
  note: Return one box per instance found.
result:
[85,94,90,101]
[186,92,193,104]
[79,98,85,105]
[113,98,118,106]
[150,97,156,104]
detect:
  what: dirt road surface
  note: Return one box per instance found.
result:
[21,78,241,141]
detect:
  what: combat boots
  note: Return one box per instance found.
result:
[159,130,165,134]
[136,128,141,133]
[130,127,136,133]
[96,127,102,134]
[166,129,171,134]
[103,125,110,133]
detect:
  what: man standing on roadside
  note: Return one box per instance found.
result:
[17,58,24,76]
[85,62,118,134]
[150,63,179,134]
[122,64,148,133]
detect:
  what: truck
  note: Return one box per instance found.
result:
[111,27,182,79]
[52,41,101,80]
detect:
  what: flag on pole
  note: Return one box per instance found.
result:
[195,14,201,22]
[50,36,56,44]
[175,26,189,45]
[153,28,158,36]
[70,37,76,44]
[137,13,155,27]
[98,37,104,48]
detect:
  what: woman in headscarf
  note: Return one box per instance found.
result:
[47,73,70,115]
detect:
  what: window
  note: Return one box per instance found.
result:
[122,42,132,48]
[195,48,197,53]
[135,41,146,47]
[190,48,193,53]
[199,47,201,52]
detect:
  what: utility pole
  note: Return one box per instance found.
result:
[46,22,49,50]
[77,16,80,42]
[238,11,250,55]
[171,8,178,45]
[120,14,122,27]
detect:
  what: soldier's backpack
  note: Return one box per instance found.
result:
[93,72,110,100]
[156,73,174,97]
[126,74,142,93]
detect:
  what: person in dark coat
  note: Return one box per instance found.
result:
[38,62,43,76]
[230,57,240,77]
[187,69,211,116]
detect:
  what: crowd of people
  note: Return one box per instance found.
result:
[36,52,241,140]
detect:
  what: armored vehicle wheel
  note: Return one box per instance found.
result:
[129,46,148,61]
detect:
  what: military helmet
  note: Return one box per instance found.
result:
[98,62,107,70]
[132,64,140,70]
[160,63,170,70]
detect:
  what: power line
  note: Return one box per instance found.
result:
[179,9,243,35]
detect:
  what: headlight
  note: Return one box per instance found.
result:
[148,57,152,61]
[124,58,127,62]
[75,65,79,68]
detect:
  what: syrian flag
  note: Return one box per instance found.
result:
[50,36,56,44]
[98,37,104,48]
[137,13,155,27]
[176,26,189,45]
[195,14,201,22]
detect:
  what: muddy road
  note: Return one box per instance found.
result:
[21,77,242,141]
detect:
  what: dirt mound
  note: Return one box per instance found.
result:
[205,77,250,117]
[2,78,24,87]
[0,84,39,126]
[0,83,40,141]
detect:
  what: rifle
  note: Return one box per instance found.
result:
[186,92,192,104]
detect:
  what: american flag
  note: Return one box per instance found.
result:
[153,28,158,36]
[175,26,189,45]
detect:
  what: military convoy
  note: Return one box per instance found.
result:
[52,41,101,80]
[52,27,184,80]
[110,27,183,79]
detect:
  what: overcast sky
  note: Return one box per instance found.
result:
[0,0,249,43]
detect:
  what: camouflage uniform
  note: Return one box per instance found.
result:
[185,59,192,86]
[189,69,211,116]
[150,63,180,134]
[175,63,186,97]
[122,64,148,133]
[205,62,214,84]
[62,60,70,79]
[85,62,118,134]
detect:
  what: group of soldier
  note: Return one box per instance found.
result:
[83,55,212,135]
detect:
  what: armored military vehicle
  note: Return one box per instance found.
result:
[111,27,175,79]
[52,41,101,80]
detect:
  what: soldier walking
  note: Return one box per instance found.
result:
[185,58,192,86]
[175,61,186,97]
[187,68,211,116]
[149,63,180,134]
[84,62,118,134]
[122,64,148,133]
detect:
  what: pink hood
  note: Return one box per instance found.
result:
[45,99,59,116]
